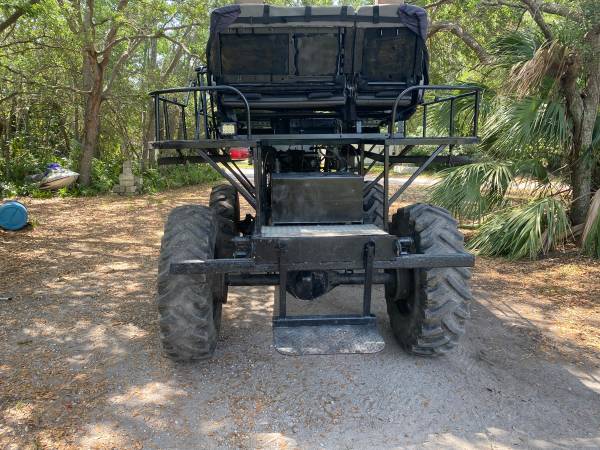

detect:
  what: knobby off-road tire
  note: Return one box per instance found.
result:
[209,183,239,258]
[158,205,222,361]
[209,183,239,304]
[386,204,472,356]
[363,181,384,228]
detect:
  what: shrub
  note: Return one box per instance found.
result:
[467,196,571,259]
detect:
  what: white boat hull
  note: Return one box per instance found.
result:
[39,174,79,190]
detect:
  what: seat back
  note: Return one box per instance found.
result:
[207,4,428,122]
[208,5,355,111]
[354,5,428,119]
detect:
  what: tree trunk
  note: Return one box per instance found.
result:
[141,100,156,170]
[78,57,104,186]
[0,116,9,178]
[561,38,600,225]
[569,99,598,224]
[570,140,594,225]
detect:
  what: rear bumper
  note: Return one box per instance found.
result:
[170,224,474,279]
[170,253,474,275]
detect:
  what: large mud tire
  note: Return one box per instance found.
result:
[209,184,239,304]
[386,204,472,356]
[209,183,239,258]
[363,181,384,228]
[157,205,222,361]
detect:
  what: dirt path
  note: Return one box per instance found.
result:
[1,184,599,449]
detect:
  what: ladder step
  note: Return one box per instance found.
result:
[273,316,385,355]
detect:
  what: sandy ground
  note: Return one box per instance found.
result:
[1,184,599,449]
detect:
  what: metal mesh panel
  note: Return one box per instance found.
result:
[294,33,339,76]
[220,33,289,75]
[362,28,418,82]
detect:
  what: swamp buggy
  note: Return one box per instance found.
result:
[151,2,480,360]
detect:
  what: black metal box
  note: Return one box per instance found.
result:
[271,172,363,224]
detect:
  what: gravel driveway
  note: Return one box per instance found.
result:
[1,185,599,449]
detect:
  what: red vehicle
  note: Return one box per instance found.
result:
[229,147,249,161]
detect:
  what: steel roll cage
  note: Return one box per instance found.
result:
[149,83,483,227]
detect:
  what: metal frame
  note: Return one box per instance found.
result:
[150,83,481,329]
[150,84,481,220]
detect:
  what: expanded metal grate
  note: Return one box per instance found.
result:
[261,224,388,238]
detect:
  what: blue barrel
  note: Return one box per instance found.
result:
[0,201,28,231]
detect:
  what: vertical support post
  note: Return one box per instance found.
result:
[362,241,375,316]
[473,90,480,137]
[383,143,389,230]
[180,106,187,139]
[278,242,287,318]
[154,95,161,141]
[193,91,199,139]
[449,98,455,137]
[198,72,210,138]
[253,145,262,231]
[163,101,170,140]
[359,143,365,176]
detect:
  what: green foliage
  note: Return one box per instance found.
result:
[482,96,569,159]
[91,157,121,192]
[428,162,514,221]
[427,158,572,260]
[141,164,221,193]
[468,197,571,259]
[490,31,543,68]
[1,0,597,262]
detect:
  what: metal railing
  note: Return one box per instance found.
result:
[389,85,482,139]
[149,85,253,142]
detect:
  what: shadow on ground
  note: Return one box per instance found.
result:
[0,185,599,449]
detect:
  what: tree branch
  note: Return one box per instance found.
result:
[520,0,554,40]
[483,0,583,21]
[56,0,82,35]
[100,23,201,56]
[0,35,53,49]
[161,34,201,61]
[160,29,194,80]
[428,21,493,64]
[102,38,143,96]
[100,0,129,64]
[0,91,24,104]
[424,0,454,9]
[0,0,41,35]
[537,2,583,21]
[0,62,91,94]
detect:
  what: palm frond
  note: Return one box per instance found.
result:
[468,196,571,259]
[490,30,543,68]
[582,190,600,258]
[506,41,567,98]
[514,158,551,185]
[428,162,514,221]
[481,96,569,158]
